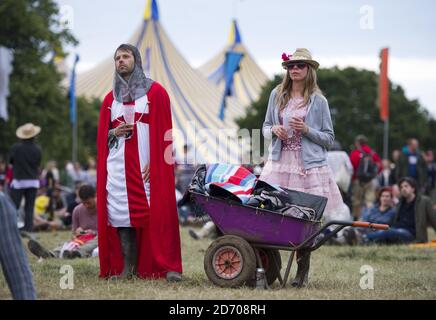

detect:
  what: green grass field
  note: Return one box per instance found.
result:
[1,227,436,300]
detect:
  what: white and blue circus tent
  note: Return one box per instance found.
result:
[76,0,248,164]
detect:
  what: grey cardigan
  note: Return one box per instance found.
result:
[262,88,335,170]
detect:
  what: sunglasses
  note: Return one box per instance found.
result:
[288,62,307,70]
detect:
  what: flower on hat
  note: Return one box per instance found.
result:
[281,52,292,61]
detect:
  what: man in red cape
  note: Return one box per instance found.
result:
[96,44,182,281]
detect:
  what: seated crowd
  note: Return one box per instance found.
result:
[344,177,436,245]
[27,184,98,259]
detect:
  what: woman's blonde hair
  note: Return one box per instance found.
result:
[275,64,321,111]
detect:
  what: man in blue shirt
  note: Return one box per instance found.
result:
[395,139,427,192]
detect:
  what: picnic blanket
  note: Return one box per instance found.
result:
[59,233,96,257]
[205,164,257,204]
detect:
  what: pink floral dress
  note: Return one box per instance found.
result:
[260,97,343,215]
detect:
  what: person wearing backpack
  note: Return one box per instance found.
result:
[349,135,382,219]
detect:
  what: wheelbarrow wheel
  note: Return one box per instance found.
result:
[204,235,256,288]
[259,248,282,285]
[247,248,282,287]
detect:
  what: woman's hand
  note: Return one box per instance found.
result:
[272,125,288,140]
[290,117,309,134]
[114,123,134,137]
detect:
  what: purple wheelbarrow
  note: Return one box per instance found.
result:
[189,191,389,289]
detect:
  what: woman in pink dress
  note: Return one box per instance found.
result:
[260,48,347,287]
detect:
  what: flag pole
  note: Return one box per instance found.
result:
[73,111,77,163]
[383,119,389,160]
[70,54,79,163]
[379,47,389,160]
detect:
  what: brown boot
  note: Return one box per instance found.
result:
[291,250,310,288]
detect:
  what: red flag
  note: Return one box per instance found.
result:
[379,48,389,121]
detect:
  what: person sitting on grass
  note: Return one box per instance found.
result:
[343,187,396,245]
[189,220,219,240]
[27,185,98,259]
[63,181,83,228]
[32,187,64,232]
[358,177,435,245]
[47,184,69,227]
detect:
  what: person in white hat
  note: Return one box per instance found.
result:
[9,123,42,232]
[260,48,348,287]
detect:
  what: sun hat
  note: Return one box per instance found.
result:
[281,48,319,70]
[16,123,41,140]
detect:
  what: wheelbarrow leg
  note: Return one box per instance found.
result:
[291,249,310,288]
[280,251,295,289]
[271,253,283,286]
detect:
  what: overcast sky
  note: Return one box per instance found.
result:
[56,0,436,117]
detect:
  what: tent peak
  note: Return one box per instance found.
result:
[144,0,159,21]
[228,19,242,45]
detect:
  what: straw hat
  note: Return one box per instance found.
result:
[281,48,320,70]
[16,123,41,140]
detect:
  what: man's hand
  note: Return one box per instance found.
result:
[142,164,150,183]
[114,123,134,137]
[74,227,84,237]
[272,125,288,140]
[290,117,309,134]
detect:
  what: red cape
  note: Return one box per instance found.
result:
[96,82,182,278]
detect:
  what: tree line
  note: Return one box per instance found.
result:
[237,68,436,158]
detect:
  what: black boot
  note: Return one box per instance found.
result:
[128,228,138,276]
[28,239,55,259]
[291,250,311,288]
[114,227,137,279]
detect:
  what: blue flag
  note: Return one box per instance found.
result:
[69,54,80,124]
[219,51,244,120]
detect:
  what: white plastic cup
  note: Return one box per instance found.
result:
[283,112,293,138]
[123,105,135,125]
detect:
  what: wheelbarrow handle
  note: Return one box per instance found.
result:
[351,221,389,230]
[294,220,390,251]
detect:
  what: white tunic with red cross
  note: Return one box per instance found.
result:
[106,94,151,228]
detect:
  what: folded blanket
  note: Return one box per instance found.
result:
[205,164,257,204]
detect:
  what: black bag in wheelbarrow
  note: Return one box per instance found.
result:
[277,187,328,220]
[247,180,328,221]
